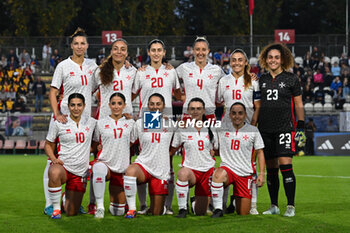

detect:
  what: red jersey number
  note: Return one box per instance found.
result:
[230,139,240,150]
[151,77,163,88]
[232,89,241,100]
[113,80,124,91]
[75,132,85,143]
[152,133,161,143]
[81,75,88,86]
[113,128,123,139]
[197,79,203,90]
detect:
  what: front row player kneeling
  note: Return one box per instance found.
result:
[45,93,97,219]
[123,93,175,218]
[171,98,217,218]
[91,92,135,218]
[211,102,265,217]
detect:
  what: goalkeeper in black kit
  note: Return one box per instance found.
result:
[257,43,306,217]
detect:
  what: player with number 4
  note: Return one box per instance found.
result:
[258,43,305,217]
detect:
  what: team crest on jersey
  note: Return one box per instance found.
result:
[163,128,168,133]
[146,75,151,79]
[188,135,193,140]
[205,134,209,139]
[243,135,249,140]
[69,72,75,77]
[124,123,129,128]
[225,132,230,137]
[163,72,169,77]
[262,83,266,88]
[208,74,213,79]
[279,82,286,88]
[66,129,71,134]
[126,75,132,80]
[85,127,90,132]
[104,125,110,129]
[88,70,93,75]
[226,85,230,90]
[189,73,193,78]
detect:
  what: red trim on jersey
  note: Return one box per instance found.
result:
[80,65,83,71]
[138,93,142,112]
[291,131,296,152]
[56,138,61,154]
[290,96,296,128]
[58,85,64,111]
[181,146,185,165]
[200,69,202,74]
[235,79,238,86]
[155,69,159,74]
[117,70,120,76]
[251,149,256,173]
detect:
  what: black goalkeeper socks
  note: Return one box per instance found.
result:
[280,164,296,206]
[266,168,280,206]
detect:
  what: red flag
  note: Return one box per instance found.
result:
[249,0,254,15]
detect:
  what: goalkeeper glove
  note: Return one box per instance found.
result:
[295,120,306,148]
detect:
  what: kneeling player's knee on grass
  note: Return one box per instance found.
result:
[125,166,138,177]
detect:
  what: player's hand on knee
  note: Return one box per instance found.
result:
[53,158,64,165]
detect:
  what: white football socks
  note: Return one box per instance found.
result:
[211,182,224,210]
[124,176,137,210]
[43,160,51,208]
[176,180,189,210]
[93,162,108,210]
[48,187,61,211]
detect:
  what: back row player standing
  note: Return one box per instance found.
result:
[44,28,98,215]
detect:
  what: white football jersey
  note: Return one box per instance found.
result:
[176,62,225,115]
[172,127,217,172]
[46,116,97,177]
[216,123,264,177]
[51,57,98,118]
[93,116,135,173]
[94,65,137,119]
[217,74,261,123]
[132,65,180,117]
[132,118,175,180]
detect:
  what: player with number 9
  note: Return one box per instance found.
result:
[258,43,305,217]
[45,93,97,219]
[170,98,217,218]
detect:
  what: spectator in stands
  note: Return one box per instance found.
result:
[53,49,62,67]
[13,96,26,113]
[293,63,304,77]
[305,118,316,155]
[303,51,312,69]
[183,46,193,62]
[0,99,4,112]
[3,81,10,92]
[19,49,31,67]
[330,76,342,98]
[340,62,350,79]
[6,87,16,101]
[213,49,223,65]
[339,53,348,66]
[0,55,7,68]
[221,48,231,66]
[32,76,46,112]
[342,77,350,99]
[313,68,324,86]
[326,118,338,132]
[49,55,55,73]
[331,62,341,77]
[314,85,325,104]
[42,41,52,73]
[7,49,19,65]
[0,88,6,101]
[96,48,105,65]
[323,66,333,87]
[8,57,18,69]
[311,46,320,70]
[303,77,314,103]
[5,97,14,112]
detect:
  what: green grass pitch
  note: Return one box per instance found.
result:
[0,155,349,233]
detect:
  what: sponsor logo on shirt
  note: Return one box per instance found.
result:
[104,125,110,129]
[226,85,230,90]
[189,73,193,78]
[146,75,151,79]
[225,132,230,138]
[66,129,71,134]
[69,72,75,77]
[262,83,266,88]
[188,136,193,140]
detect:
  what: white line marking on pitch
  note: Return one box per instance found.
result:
[297,174,350,179]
